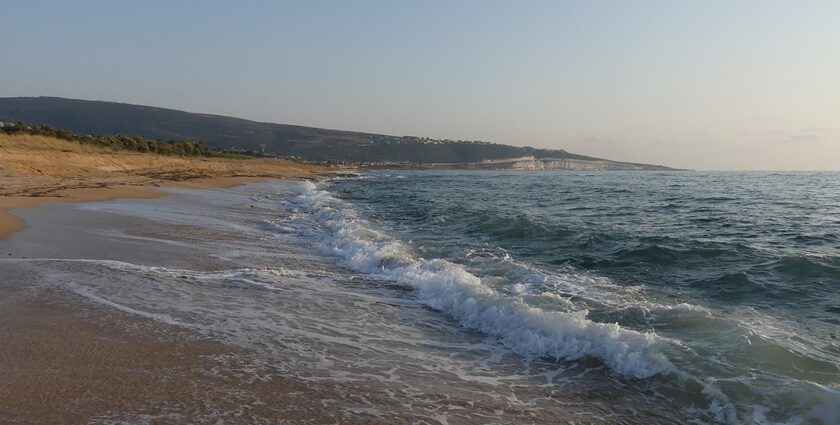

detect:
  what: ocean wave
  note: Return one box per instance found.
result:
[771,255,840,279]
[300,172,840,423]
[285,180,674,379]
[469,212,575,242]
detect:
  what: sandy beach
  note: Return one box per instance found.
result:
[0,134,688,424]
[0,286,344,424]
[0,135,356,423]
[4,2,836,421]
[0,174,687,424]
[0,133,325,239]
[0,188,555,424]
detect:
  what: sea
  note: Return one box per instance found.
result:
[16,171,840,424]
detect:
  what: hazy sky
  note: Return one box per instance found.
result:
[2,1,838,170]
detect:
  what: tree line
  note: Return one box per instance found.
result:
[1,121,257,159]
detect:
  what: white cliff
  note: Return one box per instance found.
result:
[468,156,662,171]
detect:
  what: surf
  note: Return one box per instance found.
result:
[285,180,674,379]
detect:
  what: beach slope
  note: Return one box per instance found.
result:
[0,133,325,237]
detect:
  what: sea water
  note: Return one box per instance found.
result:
[292,170,840,424]
[16,171,839,424]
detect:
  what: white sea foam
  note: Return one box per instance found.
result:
[286,180,674,379]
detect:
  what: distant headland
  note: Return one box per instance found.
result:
[0,97,678,170]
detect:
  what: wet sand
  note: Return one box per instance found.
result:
[0,200,381,424]
[0,292,305,424]
[0,135,372,423]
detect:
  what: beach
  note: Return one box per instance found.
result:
[3,1,836,422]
[0,134,347,423]
[0,177,687,424]
[2,133,836,423]
[0,133,324,238]
[0,201,367,424]
[0,282,336,424]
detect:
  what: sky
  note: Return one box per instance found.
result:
[1,1,838,170]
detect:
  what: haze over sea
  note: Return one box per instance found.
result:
[24,170,834,424]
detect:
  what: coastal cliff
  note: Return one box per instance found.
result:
[467,156,675,171]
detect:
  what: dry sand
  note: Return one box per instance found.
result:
[0,133,327,238]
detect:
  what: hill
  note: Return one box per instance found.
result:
[0,97,674,169]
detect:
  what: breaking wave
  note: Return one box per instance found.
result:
[286,180,673,379]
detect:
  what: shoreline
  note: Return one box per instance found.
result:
[0,133,332,239]
[0,261,349,424]
[0,175,691,423]
[0,176,277,239]
[0,186,374,424]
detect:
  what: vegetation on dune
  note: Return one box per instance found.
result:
[0,121,257,159]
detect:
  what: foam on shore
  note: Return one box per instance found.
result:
[288,180,673,379]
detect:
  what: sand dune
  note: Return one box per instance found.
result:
[0,134,326,238]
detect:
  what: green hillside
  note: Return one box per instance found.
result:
[0,97,672,168]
